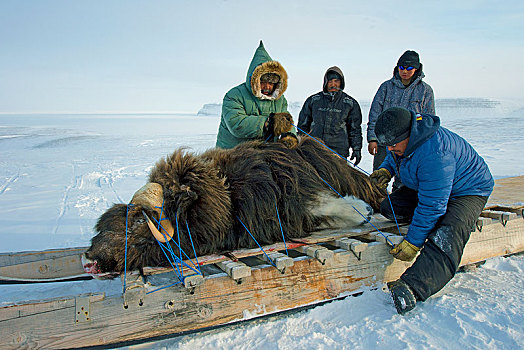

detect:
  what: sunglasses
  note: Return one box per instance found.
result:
[398,66,415,71]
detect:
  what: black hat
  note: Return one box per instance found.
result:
[326,71,342,81]
[397,50,420,69]
[260,73,280,84]
[375,107,412,146]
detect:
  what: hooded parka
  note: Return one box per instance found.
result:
[216,41,290,149]
[297,66,362,158]
[367,66,435,143]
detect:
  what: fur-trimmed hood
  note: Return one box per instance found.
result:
[245,41,288,101]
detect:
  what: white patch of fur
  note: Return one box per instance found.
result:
[311,193,373,228]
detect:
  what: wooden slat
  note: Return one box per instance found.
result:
[487,175,524,206]
[0,248,88,282]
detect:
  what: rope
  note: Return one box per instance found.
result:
[150,215,200,273]
[275,202,289,256]
[318,176,395,247]
[387,193,402,236]
[237,216,276,267]
[186,221,202,275]
[294,123,403,246]
[293,123,369,175]
[123,203,134,292]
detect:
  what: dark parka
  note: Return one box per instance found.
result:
[216,41,291,149]
[297,67,362,158]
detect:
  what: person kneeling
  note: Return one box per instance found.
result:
[370,107,494,315]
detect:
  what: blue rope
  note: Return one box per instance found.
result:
[237,216,276,267]
[318,176,395,247]
[293,124,369,175]
[275,202,289,256]
[294,123,403,246]
[175,215,184,280]
[123,203,134,292]
[150,215,200,273]
[387,193,402,235]
[186,220,202,275]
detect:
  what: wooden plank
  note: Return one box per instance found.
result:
[487,175,524,206]
[1,212,522,349]
[295,245,334,264]
[216,259,251,280]
[0,248,88,282]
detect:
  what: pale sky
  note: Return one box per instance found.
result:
[1,0,523,113]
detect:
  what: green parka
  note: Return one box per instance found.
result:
[216,41,290,149]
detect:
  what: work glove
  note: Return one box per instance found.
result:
[369,168,392,190]
[264,112,294,138]
[389,239,420,262]
[350,149,361,166]
[278,132,299,149]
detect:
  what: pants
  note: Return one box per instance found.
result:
[380,186,488,301]
[373,145,403,191]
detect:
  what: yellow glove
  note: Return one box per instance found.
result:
[370,168,392,190]
[389,239,420,262]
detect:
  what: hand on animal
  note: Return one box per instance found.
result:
[389,239,420,261]
[350,149,361,166]
[265,112,294,138]
[370,168,391,190]
[368,141,378,155]
[278,132,299,149]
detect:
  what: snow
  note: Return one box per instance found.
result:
[1,99,523,349]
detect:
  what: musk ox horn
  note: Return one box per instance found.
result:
[130,182,175,242]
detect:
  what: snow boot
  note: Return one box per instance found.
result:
[388,279,417,315]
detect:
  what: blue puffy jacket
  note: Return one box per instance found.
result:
[379,112,494,247]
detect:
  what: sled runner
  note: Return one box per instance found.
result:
[0,176,523,349]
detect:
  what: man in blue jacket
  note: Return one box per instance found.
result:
[370,107,494,315]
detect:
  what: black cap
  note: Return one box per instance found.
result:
[260,73,280,84]
[375,107,412,146]
[326,71,342,81]
[397,50,420,69]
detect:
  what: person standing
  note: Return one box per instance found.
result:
[370,107,494,315]
[297,66,363,165]
[367,50,435,170]
[216,41,296,149]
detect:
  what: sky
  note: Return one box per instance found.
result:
[1,0,523,114]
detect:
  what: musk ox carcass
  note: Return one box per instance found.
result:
[83,136,386,275]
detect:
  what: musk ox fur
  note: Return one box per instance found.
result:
[83,136,386,275]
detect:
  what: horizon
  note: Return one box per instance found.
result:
[1,96,523,116]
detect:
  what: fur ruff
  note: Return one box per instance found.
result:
[251,60,288,100]
[84,136,386,274]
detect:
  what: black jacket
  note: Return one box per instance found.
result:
[297,67,362,158]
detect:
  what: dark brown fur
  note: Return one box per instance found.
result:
[85,136,386,273]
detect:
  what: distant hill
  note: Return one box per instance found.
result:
[436,98,500,109]
[197,98,519,117]
[197,103,222,116]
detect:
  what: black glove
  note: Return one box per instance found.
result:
[350,149,361,166]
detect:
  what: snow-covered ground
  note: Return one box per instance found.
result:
[1,98,523,349]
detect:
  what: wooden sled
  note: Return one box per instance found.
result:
[0,176,523,349]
